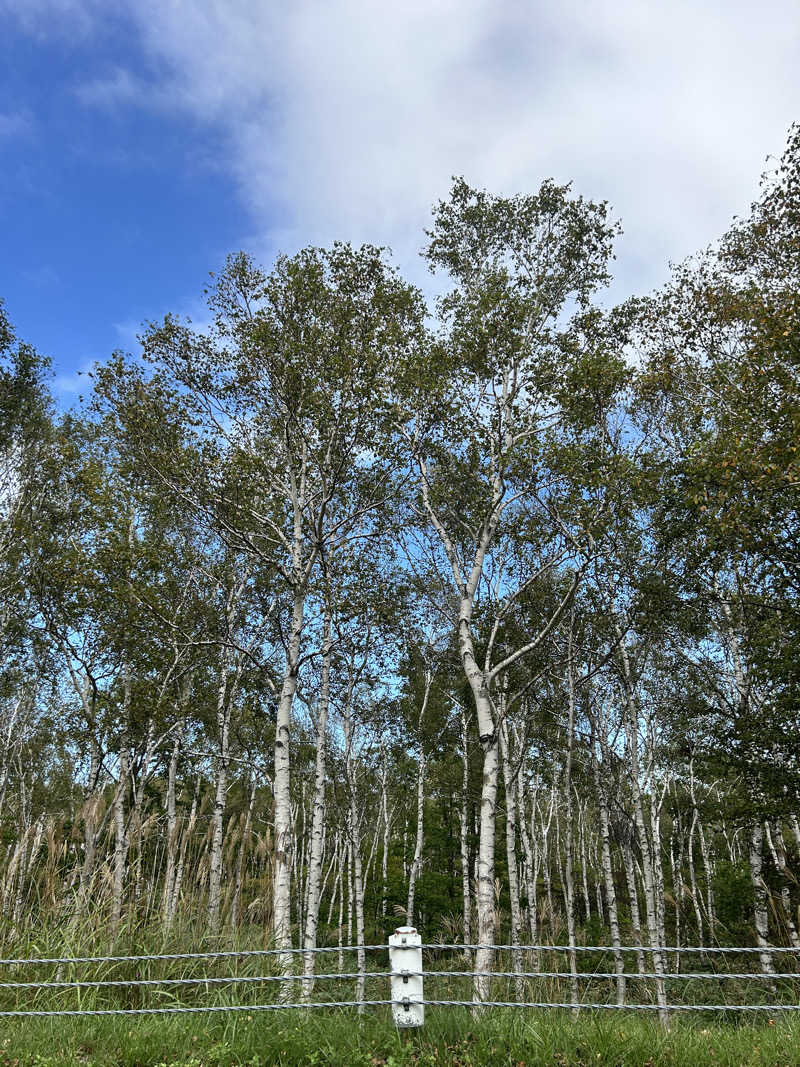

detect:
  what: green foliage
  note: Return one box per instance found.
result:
[712,859,756,943]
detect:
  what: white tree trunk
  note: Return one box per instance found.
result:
[302,604,333,999]
[459,708,472,959]
[499,718,523,999]
[111,667,132,928]
[162,715,185,927]
[562,638,579,1012]
[273,586,307,982]
[687,809,705,946]
[594,757,625,1005]
[406,667,432,928]
[748,821,775,982]
[622,839,646,975]
[207,657,231,934]
[517,769,540,964]
[617,637,668,1024]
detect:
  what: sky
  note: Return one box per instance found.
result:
[1,0,798,402]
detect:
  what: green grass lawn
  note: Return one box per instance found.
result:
[2,1008,800,1066]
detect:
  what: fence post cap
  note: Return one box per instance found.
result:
[389,927,421,947]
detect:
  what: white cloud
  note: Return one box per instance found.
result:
[0,111,33,139]
[0,0,103,40]
[74,67,152,110]
[8,0,800,298]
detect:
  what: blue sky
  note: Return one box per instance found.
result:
[1,7,251,396]
[1,0,799,403]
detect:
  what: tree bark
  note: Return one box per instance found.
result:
[273,586,306,978]
[592,743,625,1005]
[407,670,432,926]
[302,603,333,997]
[162,713,185,927]
[459,707,472,960]
[207,654,231,934]
[499,717,523,999]
[111,666,132,928]
[748,821,775,983]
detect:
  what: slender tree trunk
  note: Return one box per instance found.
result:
[346,834,353,950]
[578,800,592,925]
[593,749,625,1005]
[78,738,102,907]
[407,752,426,925]
[540,785,557,943]
[689,764,716,940]
[518,768,540,964]
[459,708,472,960]
[474,720,499,1004]
[381,769,391,921]
[789,814,800,852]
[131,716,157,908]
[302,604,333,999]
[274,586,306,977]
[687,809,705,946]
[650,780,669,967]
[162,715,185,926]
[499,717,523,999]
[337,837,345,972]
[207,656,231,934]
[617,637,668,1024]
[622,839,646,976]
[670,830,682,974]
[326,835,340,929]
[348,782,366,1010]
[563,638,579,1012]
[748,821,775,983]
[111,667,132,928]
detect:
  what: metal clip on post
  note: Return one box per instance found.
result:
[388,926,424,1028]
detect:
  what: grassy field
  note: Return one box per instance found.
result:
[2,1009,800,1066]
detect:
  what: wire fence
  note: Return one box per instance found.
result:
[1,942,798,1020]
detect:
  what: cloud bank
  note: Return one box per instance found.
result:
[8,0,800,296]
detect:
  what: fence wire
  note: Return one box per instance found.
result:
[3,943,797,968]
[420,944,800,954]
[0,945,387,968]
[1,943,797,1020]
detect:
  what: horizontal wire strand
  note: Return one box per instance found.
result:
[0,945,387,967]
[2,999,799,1018]
[0,971,391,990]
[5,969,797,991]
[419,944,800,954]
[3,944,797,967]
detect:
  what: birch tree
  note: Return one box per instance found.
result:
[400,177,623,999]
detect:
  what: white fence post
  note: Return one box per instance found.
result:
[388,925,424,1028]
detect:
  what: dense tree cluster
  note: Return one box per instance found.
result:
[1,127,798,1003]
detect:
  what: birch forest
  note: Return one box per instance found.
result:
[1,124,798,1001]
